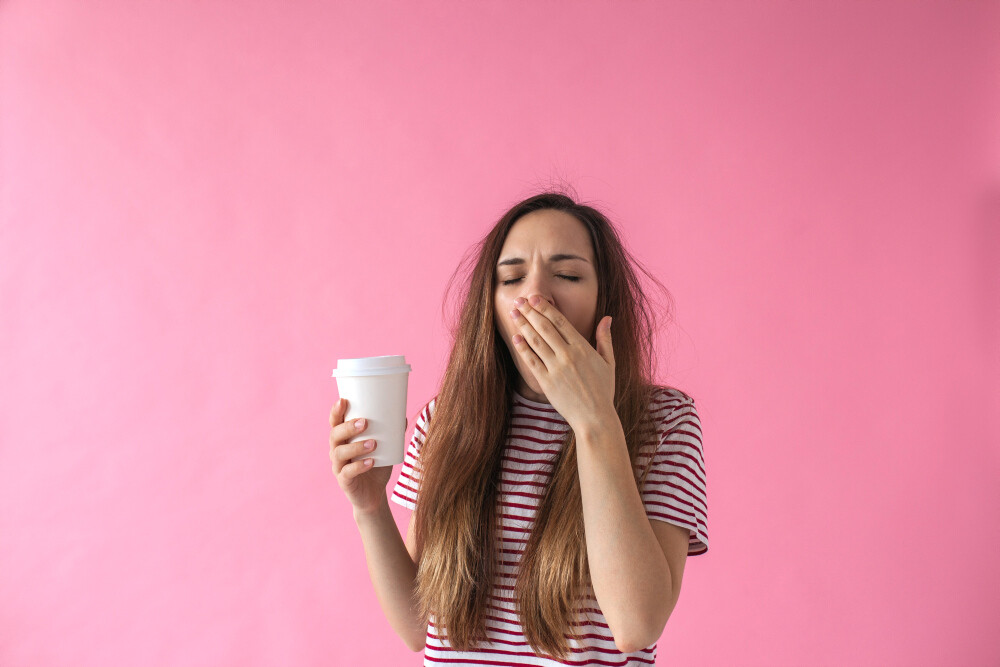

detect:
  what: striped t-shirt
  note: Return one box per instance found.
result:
[390,386,708,666]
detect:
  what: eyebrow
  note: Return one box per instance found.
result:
[496,253,591,267]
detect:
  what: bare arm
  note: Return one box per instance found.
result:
[353,501,426,652]
[575,420,673,653]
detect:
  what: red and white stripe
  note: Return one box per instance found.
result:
[391,386,707,666]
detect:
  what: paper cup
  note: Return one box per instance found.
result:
[331,355,411,467]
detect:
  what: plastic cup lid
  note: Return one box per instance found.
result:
[331,355,412,377]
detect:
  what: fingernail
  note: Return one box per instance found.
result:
[364,458,373,466]
[355,418,365,430]
[364,440,374,449]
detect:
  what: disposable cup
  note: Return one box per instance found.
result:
[331,355,411,467]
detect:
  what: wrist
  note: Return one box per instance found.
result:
[574,408,623,444]
[353,497,391,524]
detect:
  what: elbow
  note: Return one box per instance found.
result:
[614,605,674,654]
[615,632,656,655]
[615,627,662,655]
[408,627,427,653]
[614,638,639,654]
[406,614,428,652]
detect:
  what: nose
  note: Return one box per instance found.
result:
[518,292,554,308]
[514,271,556,307]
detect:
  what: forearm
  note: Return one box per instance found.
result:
[575,421,672,652]
[353,501,426,652]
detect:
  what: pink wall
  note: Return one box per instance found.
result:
[2,1,997,665]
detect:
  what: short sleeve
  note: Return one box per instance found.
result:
[390,397,435,511]
[640,391,709,555]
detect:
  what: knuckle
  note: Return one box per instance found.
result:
[336,422,353,442]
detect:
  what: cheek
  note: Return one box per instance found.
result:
[562,310,591,338]
[494,301,511,334]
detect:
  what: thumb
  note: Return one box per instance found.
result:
[597,316,614,363]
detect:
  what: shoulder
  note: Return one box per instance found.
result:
[412,394,439,442]
[647,384,697,422]
[645,384,701,451]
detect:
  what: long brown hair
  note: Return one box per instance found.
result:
[411,188,676,659]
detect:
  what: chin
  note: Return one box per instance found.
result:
[515,368,538,392]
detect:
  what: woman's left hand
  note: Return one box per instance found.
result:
[508,294,616,433]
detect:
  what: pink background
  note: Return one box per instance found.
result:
[2,1,998,665]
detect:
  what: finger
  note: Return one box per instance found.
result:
[330,437,374,474]
[339,456,375,479]
[332,414,368,446]
[330,398,348,427]
[511,328,546,376]
[510,301,556,364]
[519,295,582,348]
[329,417,367,471]
[335,438,376,465]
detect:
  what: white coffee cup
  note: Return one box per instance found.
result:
[331,355,412,467]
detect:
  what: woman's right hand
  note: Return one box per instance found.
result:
[329,398,395,515]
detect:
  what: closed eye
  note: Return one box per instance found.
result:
[501,276,580,286]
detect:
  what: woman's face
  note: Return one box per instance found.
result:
[493,209,600,400]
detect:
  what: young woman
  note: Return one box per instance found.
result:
[329,191,708,665]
